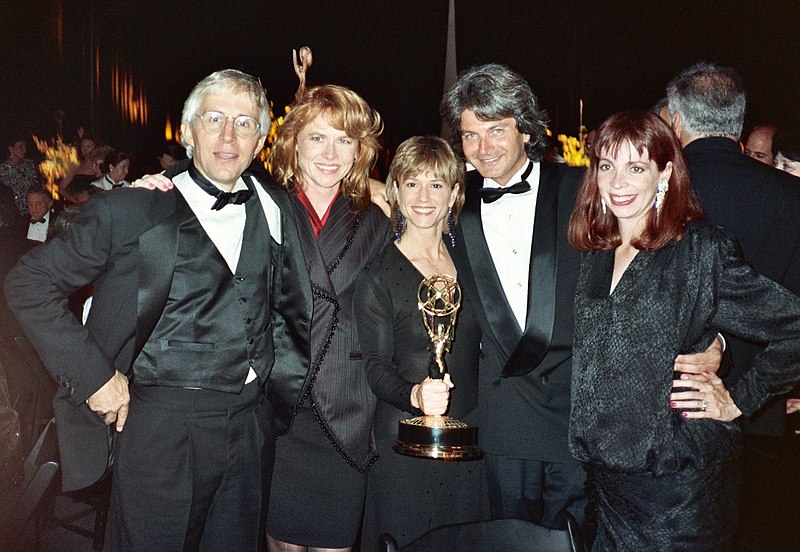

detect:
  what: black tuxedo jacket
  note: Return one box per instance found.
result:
[685,137,800,436]
[4,166,309,491]
[452,162,583,462]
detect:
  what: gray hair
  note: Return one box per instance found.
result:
[181,69,271,157]
[666,61,745,140]
[440,63,548,161]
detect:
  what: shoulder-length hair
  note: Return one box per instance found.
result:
[269,84,383,213]
[568,111,704,252]
[385,135,465,226]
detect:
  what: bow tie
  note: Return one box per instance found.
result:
[188,162,252,210]
[479,162,534,203]
[30,218,46,224]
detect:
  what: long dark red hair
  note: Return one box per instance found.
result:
[568,110,704,252]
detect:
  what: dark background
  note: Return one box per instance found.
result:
[2,0,799,173]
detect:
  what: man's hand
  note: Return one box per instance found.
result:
[131,172,173,192]
[86,370,130,432]
[674,336,723,375]
[787,398,800,414]
[369,178,390,217]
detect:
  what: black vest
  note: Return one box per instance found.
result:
[133,188,273,392]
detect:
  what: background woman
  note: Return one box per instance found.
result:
[0,135,39,216]
[266,84,387,552]
[60,135,102,195]
[354,136,488,551]
[91,150,132,190]
[567,111,800,550]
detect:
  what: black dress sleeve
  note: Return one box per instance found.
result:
[353,267,418,414]
[711,230,800,416]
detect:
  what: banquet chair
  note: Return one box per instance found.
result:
[6,336,111,550]
[0,417,60,551]
[379,515,586,552]
[0,336,56,455]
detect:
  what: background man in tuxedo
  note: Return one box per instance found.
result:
[439,63,722,533]
[667,61,800,549]
[25,186,54,243]
[5,69,303,551]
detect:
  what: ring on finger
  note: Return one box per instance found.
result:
[701,399,708,412]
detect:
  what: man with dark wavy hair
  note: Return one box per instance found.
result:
[440,63,588,530]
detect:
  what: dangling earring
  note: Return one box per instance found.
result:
[447,208,456,248]
[654,179,669,211]
[600,198,607,215]
[394,210,404,243]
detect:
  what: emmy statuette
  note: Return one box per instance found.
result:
[393,274,482,460]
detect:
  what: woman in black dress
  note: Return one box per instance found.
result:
[266,85,388,552]
[355,136,489,551]
[567,111,800,550]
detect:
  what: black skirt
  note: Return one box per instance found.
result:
[267,406,367,548]
[588,455,739,551]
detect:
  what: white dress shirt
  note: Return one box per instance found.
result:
[91,175,131,190]
[480,160,540,331]
[26,211,50,242]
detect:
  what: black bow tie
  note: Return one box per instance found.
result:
[188,162,252,210]
[30,218,46,224]
[479,162,534,203]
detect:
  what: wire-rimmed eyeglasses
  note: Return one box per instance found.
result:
[194,111,261,139]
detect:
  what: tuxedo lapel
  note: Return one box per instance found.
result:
[135,191,179,357]
[458,171,521,357]
[502,163,558,377]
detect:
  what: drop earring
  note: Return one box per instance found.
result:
[394,210,404,243]
[654,179,669,211]
[447,208,456,247]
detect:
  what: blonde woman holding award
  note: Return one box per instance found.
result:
[355,136,489,551]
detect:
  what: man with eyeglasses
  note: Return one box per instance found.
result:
[6,69,308,551]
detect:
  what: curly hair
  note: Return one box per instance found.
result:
[269,85,383,213]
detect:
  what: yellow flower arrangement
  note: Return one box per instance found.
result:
[33,135,78,200]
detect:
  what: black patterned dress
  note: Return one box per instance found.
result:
[570,222,800,551]
[355,243,489,551]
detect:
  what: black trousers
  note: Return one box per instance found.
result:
[485,453,587,531]
[109,382,275,552]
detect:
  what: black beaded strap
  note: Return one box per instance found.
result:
[327,213,361,275]
[298,284,378,474]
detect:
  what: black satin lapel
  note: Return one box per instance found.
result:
[134,194,180,358]
[503,164,559,377]
[458,172,521,357]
